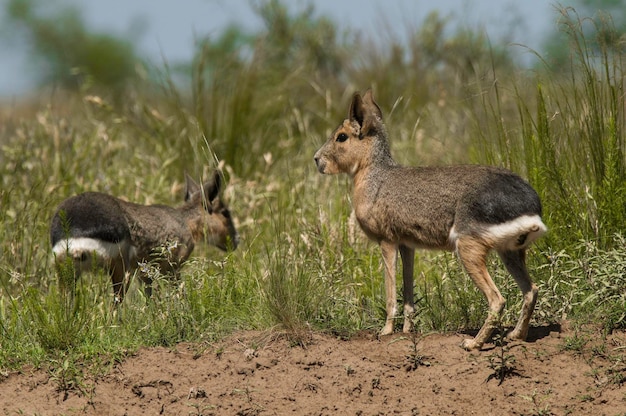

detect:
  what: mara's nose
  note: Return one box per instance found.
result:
[314,156,325,173]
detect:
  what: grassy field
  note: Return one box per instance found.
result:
[0,4,624,385]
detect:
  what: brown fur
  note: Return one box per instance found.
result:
[51,169,239,302]
[314,90,547,350]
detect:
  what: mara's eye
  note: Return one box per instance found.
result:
[336,132,348,142]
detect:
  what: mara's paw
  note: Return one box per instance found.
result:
[379,323,394,336]
[460,338,483,351]
[506,328,528,342]
[402,320,413,333]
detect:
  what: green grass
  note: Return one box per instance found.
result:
[1,4,625,373]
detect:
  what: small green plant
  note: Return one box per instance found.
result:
[520,389,554,416]
[390,318,431,371]
[232,384,263,415]
[561,333,588,354]
[486,327,522,385]
[606,365,626,386]
[187,401,215,416]
[48,352,95,403]
[403,333,431,372]
[54,211,80,299]
[26,281,94,352]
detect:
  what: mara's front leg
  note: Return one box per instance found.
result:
[399,245,415,332]
[380,240,399,335]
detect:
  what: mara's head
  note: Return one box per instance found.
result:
[314,89,392,176]
[186,169,239,251]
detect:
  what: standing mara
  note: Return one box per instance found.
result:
[50,169,239,302]
[314,90,547,350]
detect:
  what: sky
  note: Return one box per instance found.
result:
[0,0,560,98]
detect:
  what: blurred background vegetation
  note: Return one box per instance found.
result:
[0,0,625,381]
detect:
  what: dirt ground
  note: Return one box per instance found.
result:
[1,324,625,416]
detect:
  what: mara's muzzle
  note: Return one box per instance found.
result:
[314,155,326,174]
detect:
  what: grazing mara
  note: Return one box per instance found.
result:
[50,169,239,302]
[314,90,547,350]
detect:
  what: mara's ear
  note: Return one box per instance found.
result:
[349,89,383,138]
[185,173,201,202]
[202,169,222,202]
[362,89,382,119]
[349,92,365,127]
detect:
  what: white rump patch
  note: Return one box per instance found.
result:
[52,237,128,262]
[449,215,547,251]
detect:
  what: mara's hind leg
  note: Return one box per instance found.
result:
[399,245,415,333]
[456,237,505,350]
[498,249,538,341]
[380,240,399,336]
[110,260,130,304]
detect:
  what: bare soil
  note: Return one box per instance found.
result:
[1,324,625,415]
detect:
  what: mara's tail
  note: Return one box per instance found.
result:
[481,215,547,251]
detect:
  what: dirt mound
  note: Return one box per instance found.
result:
[1,325,625,415]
